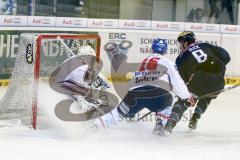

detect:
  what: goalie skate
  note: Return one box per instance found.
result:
[55,98,115,121]
[152,119,164,136]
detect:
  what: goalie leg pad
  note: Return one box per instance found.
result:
[57,79,91,96]
[55,99,116,121]
[92,108,122,129]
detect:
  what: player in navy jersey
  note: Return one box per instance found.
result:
[164,31,231,134]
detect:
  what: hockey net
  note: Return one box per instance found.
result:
[0,33,101,129]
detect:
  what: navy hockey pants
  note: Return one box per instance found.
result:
[117,85,173,118]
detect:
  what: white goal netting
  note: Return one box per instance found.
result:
[0,33,101,129]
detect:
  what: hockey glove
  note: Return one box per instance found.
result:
[180,96,196,107]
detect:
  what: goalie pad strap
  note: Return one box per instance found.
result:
[58,79,90,96]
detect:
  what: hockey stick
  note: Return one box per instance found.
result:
[57,36,75,57]
[137,84,240,121]
[197,84,240,99]
[137,111,152,121]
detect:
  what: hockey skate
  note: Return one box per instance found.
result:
[188,113,200,130]
[163,119,176,136]
[152,118,164,136]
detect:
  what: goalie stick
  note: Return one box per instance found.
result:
[137,84,240,121]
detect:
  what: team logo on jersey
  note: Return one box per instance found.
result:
[104,40,132,72]
[26,44,33,64]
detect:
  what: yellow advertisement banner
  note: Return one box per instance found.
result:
[1,77,240,87]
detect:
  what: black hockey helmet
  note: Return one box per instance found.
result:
[177,31,196,44]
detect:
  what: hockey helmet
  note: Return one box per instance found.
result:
[177,31,196,44]
[151,38,168,54]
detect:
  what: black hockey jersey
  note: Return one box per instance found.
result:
[176,43,230,95]
[176,43,230,84]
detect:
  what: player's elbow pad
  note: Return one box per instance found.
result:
[224,54,231,65]
[216,47,231,65]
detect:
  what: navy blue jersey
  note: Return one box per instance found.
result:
[176,43,230,83]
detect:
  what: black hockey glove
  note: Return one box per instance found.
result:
[180,96,196,107]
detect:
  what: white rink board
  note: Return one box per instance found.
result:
[221,34,240,77]
[0,27,239,78]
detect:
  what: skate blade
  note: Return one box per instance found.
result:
[153,130,171,136]
[187,128,193,133]
[152,130,165,136]
[187,127,197,133]
[163,130,171,136]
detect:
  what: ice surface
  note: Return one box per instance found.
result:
[0,85,240,160]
